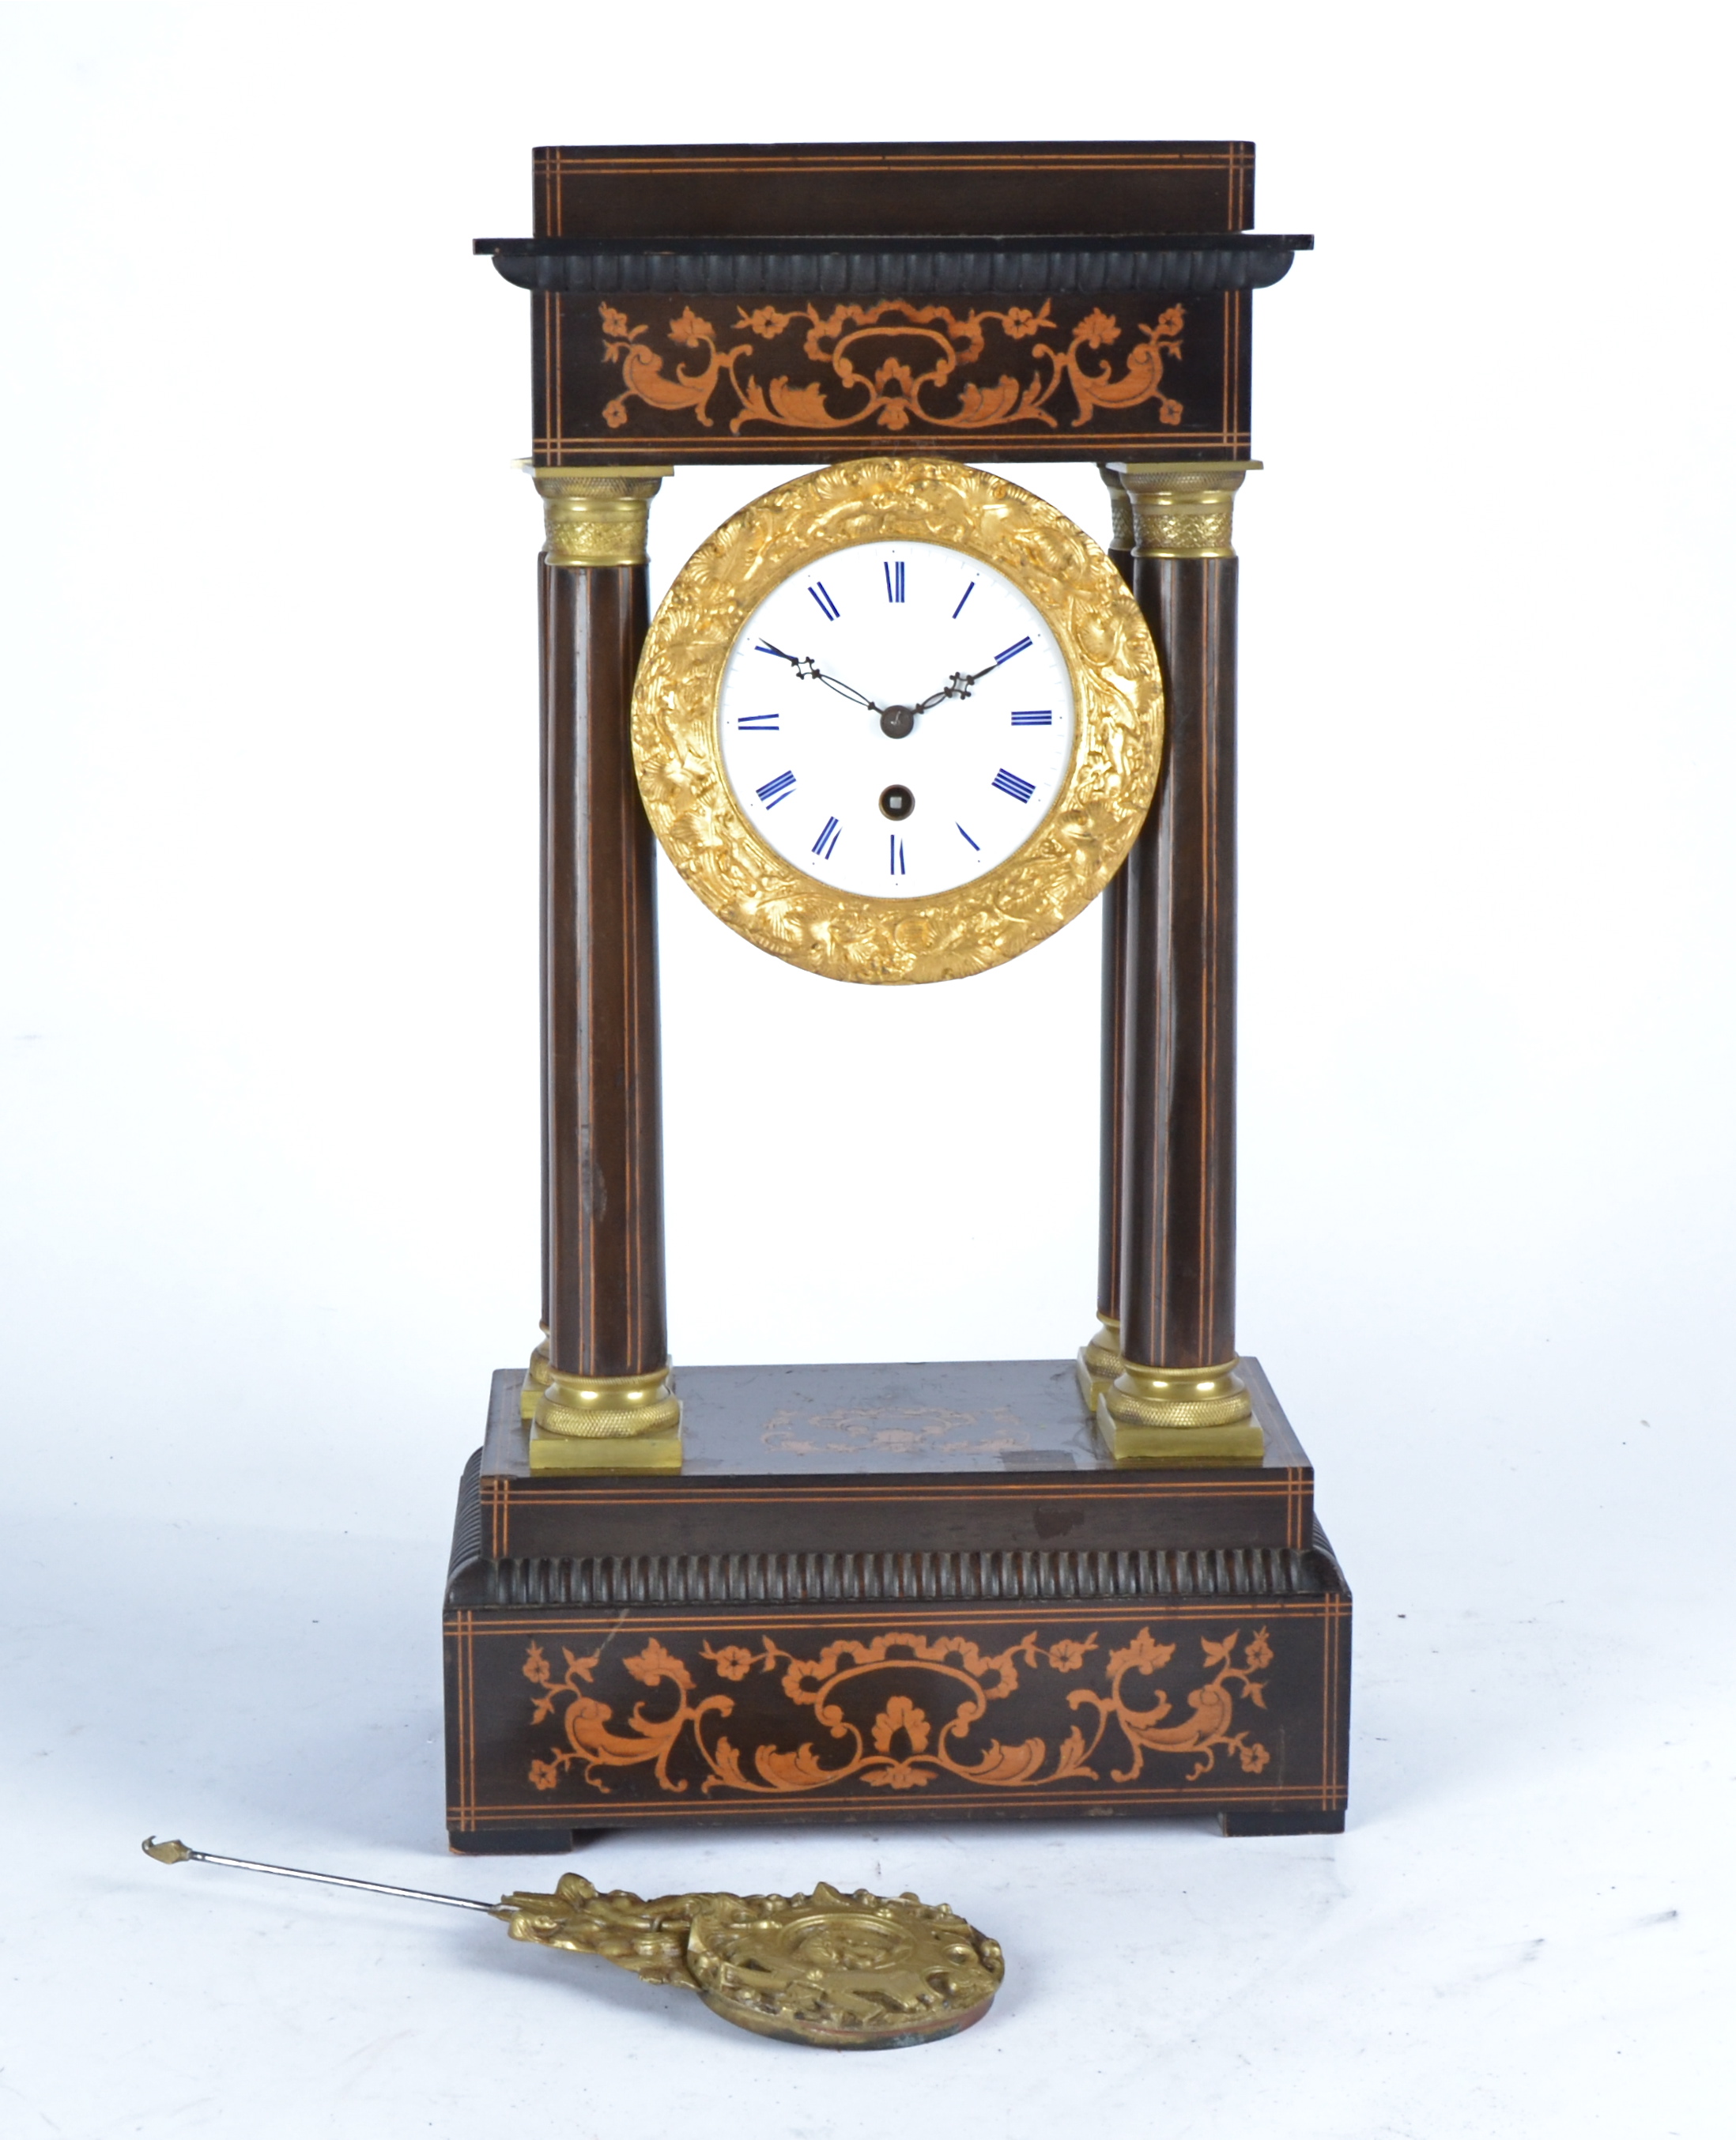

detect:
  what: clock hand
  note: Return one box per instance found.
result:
[755,641,881,712]
[756,640,1005,738]
[812,670,880,711]
[914,660,1001,715]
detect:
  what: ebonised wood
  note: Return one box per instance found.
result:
[528,140,1262,240]
[483,141,1307,466]
[544,562,668,1381]
[1096,523,1134,1328]
[1119,557,1240,1372]
[480,238,1308,297]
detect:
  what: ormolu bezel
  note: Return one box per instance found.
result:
[630,456,1164,985]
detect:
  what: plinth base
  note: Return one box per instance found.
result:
[443,1357,1350,1850]
[528,1424,682,1473]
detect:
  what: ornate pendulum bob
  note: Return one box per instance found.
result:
[508,1874,1006,2049]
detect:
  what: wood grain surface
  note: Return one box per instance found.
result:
[543,561,669,1380]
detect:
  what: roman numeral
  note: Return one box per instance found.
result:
[889,835,906,878]
[952,581,976,619]
[994,636,1033,665]
[991,768,1036,805]
[813,815,841,860]
[736,713,779,731]
[757,770,797,808]
[1010,710,1052,726]
[883,560,905,603]
[809,582,840,621]
[957,824,980,851]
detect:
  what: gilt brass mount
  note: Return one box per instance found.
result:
[530,1365,682,1473]
[1098,462,1134,552]
[510,1873,1004,2049]
[1074,1314,1127,1413]
[519,1329,553,1421]
[1096,1358,1264,1466]
[631,455,1163,987]
[528,465,673,568]
[1113,461,1260,560]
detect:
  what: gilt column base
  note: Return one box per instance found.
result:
[1074,1315,1127,1413]
[519,1331,553,1421]
[529,1367,683,1474]
[1095,1360,1266,1467]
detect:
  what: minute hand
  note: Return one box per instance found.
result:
[811,669,881,711]
[756,641,881,712]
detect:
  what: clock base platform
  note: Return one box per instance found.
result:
[443,1360,1351,1851]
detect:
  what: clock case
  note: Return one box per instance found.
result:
[451,141,1348,1849]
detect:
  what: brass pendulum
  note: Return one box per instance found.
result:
[142,1838,1003,2050]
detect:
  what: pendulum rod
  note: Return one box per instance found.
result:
[142,1837,504,1913]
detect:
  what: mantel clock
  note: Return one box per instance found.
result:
[444,142,1350,1849]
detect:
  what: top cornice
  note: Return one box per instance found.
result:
[475,233,1313,300]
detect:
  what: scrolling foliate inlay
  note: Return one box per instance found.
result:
[523,1624,1275,1799]
[599,300,1186,436]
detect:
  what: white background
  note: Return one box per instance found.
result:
[2,5,1733,2135]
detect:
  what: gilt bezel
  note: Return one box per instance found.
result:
[630,456,1163,985]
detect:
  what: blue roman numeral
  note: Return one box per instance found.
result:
[813,815,841,860]
[1010,710,1052,726]
[884,560,905,603]
[809,582,840,621]
[889,835,906,878]
[952,581,976,619]
[994,636,1033,665]
[957,824,980,851]
[736,713,779,731]
[757,771,797,808]
[991,768,1036,804]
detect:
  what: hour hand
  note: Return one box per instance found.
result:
[915,661,998,714]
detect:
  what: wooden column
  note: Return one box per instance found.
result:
[1100,464,1265,1466]
[519,568,556,1423]
[1076,466,1136,1412]
[524,467,681,1474]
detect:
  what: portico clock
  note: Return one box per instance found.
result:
[631,456,1163,985]
[448,141,1352,1856]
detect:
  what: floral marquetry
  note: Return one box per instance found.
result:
[515,1622,1288,1802]
[597,299,1187,438]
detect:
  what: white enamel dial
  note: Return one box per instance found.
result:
[716,538,1077,900]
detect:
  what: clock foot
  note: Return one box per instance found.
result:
[1218,1806,1345,1836]
[1074,1315,1125,1413]
[1096,1359,1265,1466]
